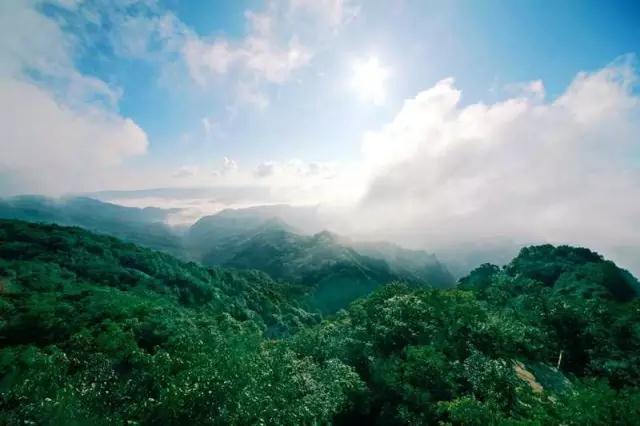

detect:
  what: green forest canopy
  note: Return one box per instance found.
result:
[0,220,639,425]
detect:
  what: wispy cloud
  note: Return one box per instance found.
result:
[182,9,312,90]
[254,159,337,179]
[53,0,358,108]
[172,165,200,179]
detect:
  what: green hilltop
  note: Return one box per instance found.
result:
[0,220,639,424]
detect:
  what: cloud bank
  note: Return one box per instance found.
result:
[0,1,148,195]
[353,57,640,273]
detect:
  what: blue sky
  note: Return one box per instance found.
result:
[3,0,640,273]
[30,0,639,176]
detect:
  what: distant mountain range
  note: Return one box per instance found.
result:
[0,196,454,312]
[186,208,453,311]
[0,195,184,257]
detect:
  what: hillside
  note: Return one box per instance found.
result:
[201,225,399,312]
[1,221,639,424]
[289,245,640,424]
[460,244,640,303]
[0,220,360,424]
[187,209,454,312]
[350,240,454,289]
[185,204,324,255]
[0,196,183,257]
[0,197,454,313]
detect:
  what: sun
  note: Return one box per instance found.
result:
[350,56,391,105]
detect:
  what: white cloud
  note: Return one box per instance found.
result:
[255,161,278,178]
[0,1,69,77]
[351,56,391,105]
[210,156,239,177]
[355,57,640,273]
[222,156,238,173]
[254,159,336,179]
[0,79,148,194]
[182,8,312,92]
[172,165,200,179]
[41,0,356,108]
[183,38,237,85]
[201,116,216,137]
[289,0,359,29]
[110,13,186,60]
[504,79,545,101]
[236,81,270,109]
[0,0,148,195]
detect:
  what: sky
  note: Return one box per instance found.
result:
[2,0,640,271]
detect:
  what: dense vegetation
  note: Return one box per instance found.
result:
[188,211,454,312]
[291,245,640,424]
[0,196,454,314]
[201,225,409,313]
[1,220,639,425]
[0,220,352,424]
[0,196,182,257]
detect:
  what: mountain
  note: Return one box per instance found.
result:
[460,244,640,302]
[186,206,300,258]
[0,220,357,424]
[0,197,455,312]
[206,227,398,313]
[290,245,640,424]
[185,204,325,256]
[349,240,454,289]
[0,195,184,257]
[1,220,639,424]
[187,208,454,312]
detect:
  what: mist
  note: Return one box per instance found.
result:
[76,58,640,278]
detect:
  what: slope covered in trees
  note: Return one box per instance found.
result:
[0,196,454,313]
[0,196,183,257]
[0,220,361,424]
[291,245,640,424]
[1,220,639,425]
[188,209,454,312]
[200,224,407,313]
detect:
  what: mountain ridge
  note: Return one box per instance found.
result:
[188,207,455,311]
[1,219,639,424]
[0,195,456,312]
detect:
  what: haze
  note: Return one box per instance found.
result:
[1,0,640,276]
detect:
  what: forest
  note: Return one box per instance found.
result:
[0,219,639,425]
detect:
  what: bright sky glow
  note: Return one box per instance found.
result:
[350,56,391,105]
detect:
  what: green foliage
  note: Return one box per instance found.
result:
[0,220,359,425]
[191,212,454,313]
[550,380,640,425]
[290,242,640,424]
[460,245,640,385]
[505,244,604,286]
[1,196,454,314]
[0,221,638,425]
[290,284,549,424]
[200,225,410,313]
[0,196,184,257]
